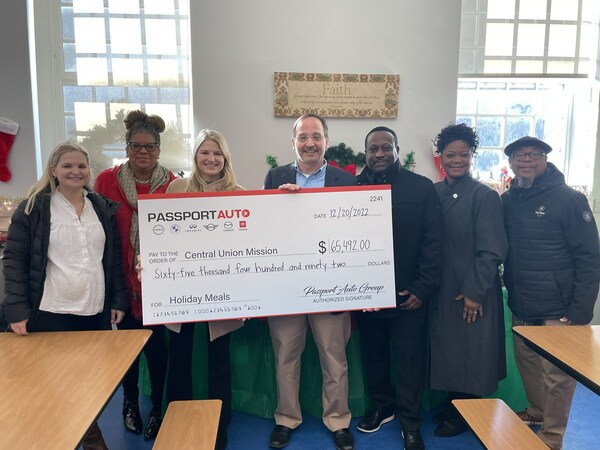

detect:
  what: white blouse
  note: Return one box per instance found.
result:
[39,191,106,315]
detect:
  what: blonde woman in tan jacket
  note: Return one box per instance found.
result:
[165,129,244,450]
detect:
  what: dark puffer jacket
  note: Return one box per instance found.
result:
[501,163,600,324]
[1,189,129,330]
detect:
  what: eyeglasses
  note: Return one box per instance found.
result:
[510,151,545,161]
[128,142,159,153]
[295,134,325,143]
[367,144,395,155]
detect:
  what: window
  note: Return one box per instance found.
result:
[458,0,600,194]
[457,80,570,180]
[460,0,595,76]
[33,0,192,175]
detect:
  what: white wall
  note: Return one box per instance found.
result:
[0,1,37,198]
[191,0,462,189]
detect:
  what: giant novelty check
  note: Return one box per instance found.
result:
[138,186,396,325]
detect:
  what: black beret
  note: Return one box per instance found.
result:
[504,136,552,156]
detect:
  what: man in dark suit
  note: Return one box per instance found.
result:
[264,114,355,450]
[355,126,442,450]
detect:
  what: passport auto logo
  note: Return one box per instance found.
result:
[147,209,251,222]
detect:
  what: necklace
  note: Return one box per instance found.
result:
[134,178,151,184]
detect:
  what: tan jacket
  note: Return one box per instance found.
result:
[166,177,244,341]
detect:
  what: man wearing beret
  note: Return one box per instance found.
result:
[501,136,600,450]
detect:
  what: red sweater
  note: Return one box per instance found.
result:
[94,165,176,320]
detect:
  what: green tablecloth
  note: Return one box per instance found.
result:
[141,292,528,418]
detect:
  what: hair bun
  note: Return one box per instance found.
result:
[146,114,166,133]
[123,110,166,133]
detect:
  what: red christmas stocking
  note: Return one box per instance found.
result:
[0,117,19,182]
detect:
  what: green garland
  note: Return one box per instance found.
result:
[265,154,278,169]
[402,151,416,170]
[324,142,365,167]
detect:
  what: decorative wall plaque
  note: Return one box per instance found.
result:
[274,72,399,118]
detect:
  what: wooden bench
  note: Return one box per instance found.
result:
[153,400,222,450]
[452,399,547,449]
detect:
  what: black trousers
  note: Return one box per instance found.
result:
[166,323,232,433]
[32,310,104,332]
[118,313,167,410]
[356,309,428,432]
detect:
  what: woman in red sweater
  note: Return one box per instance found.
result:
[94,110,175,440]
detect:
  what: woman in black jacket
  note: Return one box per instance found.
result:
[1,141,128,449]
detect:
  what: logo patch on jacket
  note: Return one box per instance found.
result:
[534,206,546,217]
[583,211,593,222]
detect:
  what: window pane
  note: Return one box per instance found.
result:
[457,90,478,114]
[74,18,106,53]
[61,7,74,40]
[146,19,177,55]
[473,149,502,172]
[478,93,507,115]
[160,88,189,105]
[516,60,544,72]
[73,0,104,14]
[63,86,93,113]
[476,118,503,147]
[128,87,158,104]
[519,0,548,20]
[487,0,515,19]
[96,87,125,103]
[74,102,107,131]
[485,24,514,56]
[506,117,532,142]
[547,60,575,73]
[112,59,144,85]
[484,60,513,73]
[144,0,174,15]
[551,0,579,21]
[76,57,108,86]
[517,24,546,56]
[147,59,179,85]
[460,14,478,47]
[63,43,76,72]
[548,24,577,57]
[110,18,142,54]
[108,0,139,14]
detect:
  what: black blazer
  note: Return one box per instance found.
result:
[263,163,356,189]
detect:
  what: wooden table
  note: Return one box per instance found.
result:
[153,400,222,450]
[513,325,600,395]
[0,329,151,450]
[453,399,547,449]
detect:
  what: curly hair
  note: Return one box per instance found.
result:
[124,110,166,145]
[433,123,479,155]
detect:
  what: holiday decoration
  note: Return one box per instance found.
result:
[325,142,365,175]
[433,148,445,180]
[265,154,279,169]
[402,151,416,171]
[0,117,19,182]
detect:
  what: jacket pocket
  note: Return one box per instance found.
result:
[518,270,564,318]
